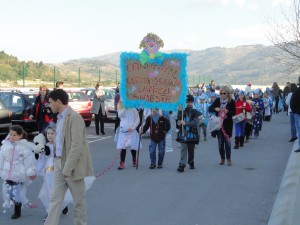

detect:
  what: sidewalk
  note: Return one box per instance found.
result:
[268,140,300,225]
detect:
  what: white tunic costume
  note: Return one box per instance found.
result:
[116,108,141,150]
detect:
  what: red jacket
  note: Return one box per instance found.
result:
[235,100,252,115]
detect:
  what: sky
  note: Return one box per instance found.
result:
[0,0,292,63]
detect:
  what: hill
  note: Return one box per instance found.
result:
[1,45,299,88]
[70,44,300,86]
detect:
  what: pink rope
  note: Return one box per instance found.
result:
[95,151,120,178]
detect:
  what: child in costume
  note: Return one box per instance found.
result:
[141,109,170,169]
[194,94,210,141]
[262,92,273,121]
[252,89,264,137]
[233,91,252,149]
[0,125,36,219]
[176,94,200,172]
[35,125,69,221]
[115,99,141,170]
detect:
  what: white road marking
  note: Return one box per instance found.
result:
[88,136,112,143]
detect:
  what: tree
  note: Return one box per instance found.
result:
[267,0,300,72]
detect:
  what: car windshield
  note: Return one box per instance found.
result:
[68,92,89,101]
[23,93,37,105]
[104,89,115,100]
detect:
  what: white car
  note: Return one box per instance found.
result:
[80,87,117,121]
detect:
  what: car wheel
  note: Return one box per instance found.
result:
[85,121,91,127]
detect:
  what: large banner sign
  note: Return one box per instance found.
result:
[119,33,188,111]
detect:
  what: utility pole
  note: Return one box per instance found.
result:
[53,66,56,88]
[98,68,101,83]
[78,68,81,87]
[116,70,118,85]
[22,64,25,87]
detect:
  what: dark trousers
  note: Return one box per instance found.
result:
[275,96,279,113]
[95,105,104,134]
[217,130,231,160]
[120,149,136,162]
[244,122,252,137]
[115,112,120,132]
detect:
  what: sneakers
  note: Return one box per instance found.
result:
[44,214,48,221]
[62,206,68,215]
[157,163,163,169]
[189,162,195,169]
[289,137,298,142]
[227,159,232,166]
[133,159,137,167]
[177,165,185,172]
[294,149,300,153]
[149,164,156,169]
[118,162,125,170]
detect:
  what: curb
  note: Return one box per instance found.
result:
[268,141,300,225]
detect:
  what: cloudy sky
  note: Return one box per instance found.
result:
[0,0,291,63]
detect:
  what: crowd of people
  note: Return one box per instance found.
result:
[0,77,299,224]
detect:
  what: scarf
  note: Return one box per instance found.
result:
[152,113,160,124]
[220,98,228,109]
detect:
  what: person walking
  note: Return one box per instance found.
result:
[252,89,264,138]
[176,94,200,172]
[290,78,300,152]
[272,82,282,114]
[194,94,210,141]
[244,93,254,143]
[233,91,252,149]
[286,83,298,143]
[44,89,94,225]
[209,86,236,166]
[141,109,170,169]
[29,85,53,133]
[116,99,140,170]
[90,82,106,135]
[0,125,36,219]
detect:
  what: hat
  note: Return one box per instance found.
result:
[253,89,260,94]
[248,82,251,86]
[199,94,206,100]
[238,90,245,95]
[210,92,217,97]
[186,94,194,102]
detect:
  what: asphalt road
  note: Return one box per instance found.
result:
[0,112,292,225]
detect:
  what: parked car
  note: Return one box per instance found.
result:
[0,98,12,138]
[80,87,117,121]
[65,90,92,127]
[0,90,38,134]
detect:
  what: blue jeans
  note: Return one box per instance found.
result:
[234,120,246,137]
[149,139,165,165]
[294,114,300,148]
[290,113,297,139]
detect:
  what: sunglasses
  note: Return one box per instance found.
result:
[220,93,227,95]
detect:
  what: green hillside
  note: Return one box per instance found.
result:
[1,45,299,88]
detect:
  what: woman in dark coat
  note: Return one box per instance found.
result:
[29,85,53,132]
[209,86,236,166]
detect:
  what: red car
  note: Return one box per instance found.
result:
[65,90,92,127]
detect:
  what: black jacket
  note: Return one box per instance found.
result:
[291,87,300,115]
[208,97,236,138]
[142,115,170,142]
[176,107,201,144]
